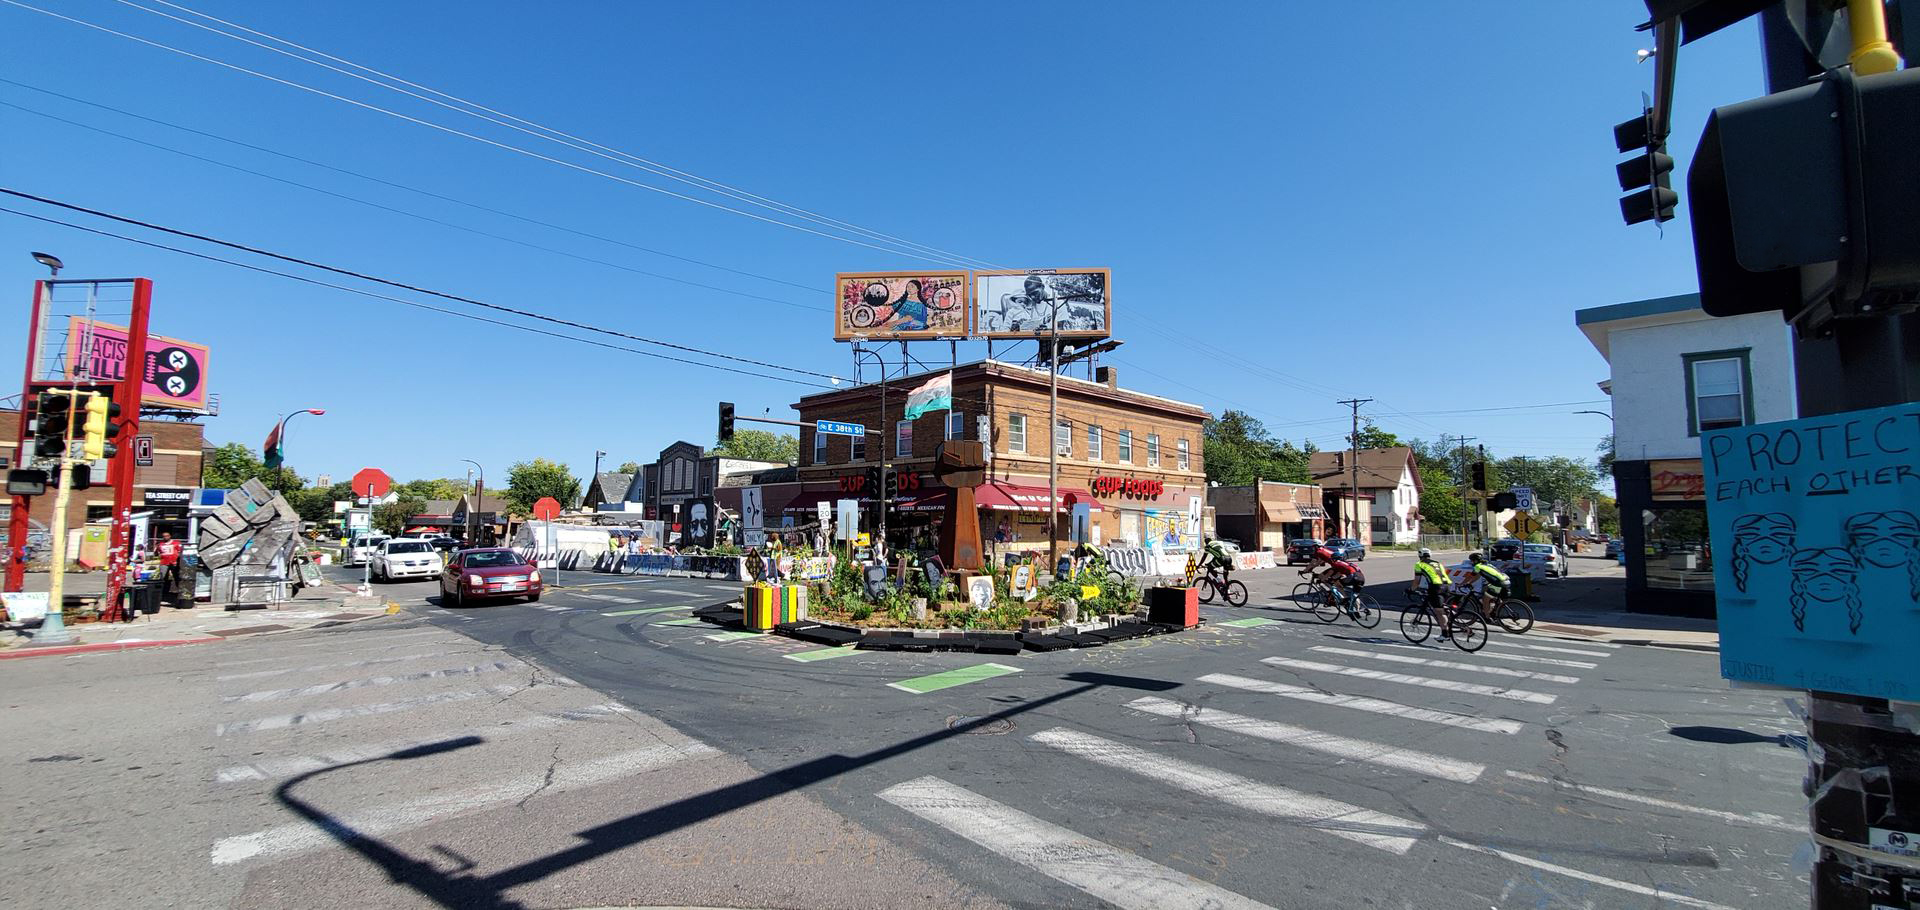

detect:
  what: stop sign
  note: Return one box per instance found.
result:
[532,496,562,520]
[352,467,391,499]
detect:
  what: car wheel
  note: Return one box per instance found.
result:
[525,591,541,603]
[445,587,462,608]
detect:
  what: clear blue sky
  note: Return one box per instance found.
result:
[0,1,1773,488]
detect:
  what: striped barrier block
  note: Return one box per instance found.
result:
[742,583,809,631]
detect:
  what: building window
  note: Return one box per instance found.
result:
[1008,413,1026,453]
[1117,430,1133,463]
[1641,507,1714,591]
[947,411,965,441]
[701,475,712,495]
[1147,434,1160,468]
[1683,349,1753,436]
[1372,515,1390,532]
[1055,419,1072,456]
[897,419,912,457]
[851,431,866,462]
[813,433,827,466]
[1088,425,1103,461]
[1177,438,1190,471]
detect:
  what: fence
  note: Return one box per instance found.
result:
[1416,534,1467,551]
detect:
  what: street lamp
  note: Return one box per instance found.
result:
[851,346,888,558]
[459,458,484,543]
[592,450,605,504]
[31,251,62,277]
[268,408,325,474]
[1572,410,1614,423]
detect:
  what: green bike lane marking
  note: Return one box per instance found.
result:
[705,630,765,642]
[602,606,687,617]
[784,645,858,662]
[887,663,1022,694]
[657,618,708,626]
[1217,617,1283,628]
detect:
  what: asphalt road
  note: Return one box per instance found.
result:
[0,554,1807,909]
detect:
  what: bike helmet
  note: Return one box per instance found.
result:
[1417,548,1432,559]
[1468,552,1485,563]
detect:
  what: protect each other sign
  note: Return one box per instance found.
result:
[1701,402,1920,700]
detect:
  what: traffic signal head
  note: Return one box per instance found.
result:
[33,391,73,458]
[882,468,898,499]
[1490,491,1519,511]
[81,392,121,461]
[718,402,735,443]
[1470,462,1488,492]
[1614,110,1677,226]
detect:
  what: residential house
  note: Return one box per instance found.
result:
[1308,447,1422,545]
[451,493,514,545]
[637,441,786,527]
[582,472,632,511]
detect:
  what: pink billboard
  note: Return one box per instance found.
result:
[65,317,211,410]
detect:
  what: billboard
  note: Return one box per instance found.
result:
[975,269,1111,339]
[65,318,211,410]
[834,272,970,340]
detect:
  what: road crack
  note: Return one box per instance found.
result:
[517,743,563,810]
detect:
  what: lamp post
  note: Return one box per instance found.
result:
[459,459,484,543]
[851,346,887,559]
[1047,291,1062,576]
[1572,410,1615,423]
[592,450,605,505]
[269,408,325,476]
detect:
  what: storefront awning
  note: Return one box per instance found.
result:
[1261,500,1303,524]
[781,489,940,512]
[975,482,1101,513]
[1297,505,1328,520]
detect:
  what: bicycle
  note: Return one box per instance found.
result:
[1292,575,1336,612]
[1399,592,1489,652]
[1471,589,1535,634]
[1196,569,1248,606]
[1311,583,1382,629]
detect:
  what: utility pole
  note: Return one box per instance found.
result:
[1337,398,1371,541]
[1454,434,1478,543]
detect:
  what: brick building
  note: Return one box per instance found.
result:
[789,360,1209,554]
[0,409,206,538]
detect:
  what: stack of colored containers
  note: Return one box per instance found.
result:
[742,583,810,631]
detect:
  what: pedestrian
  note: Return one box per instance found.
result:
[155,531,183,603]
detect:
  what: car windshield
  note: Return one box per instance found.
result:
[464,551,525,568]
[1524,544,1554,553]
[387,541,431,554]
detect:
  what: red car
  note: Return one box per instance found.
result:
[439,548,542,607]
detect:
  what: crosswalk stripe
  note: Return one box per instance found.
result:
[213,704,634,783]
[1437,836,1738,909]
[214,686,518,736]
[1502,771,1800,832]
[1308,647,1581,685]
[878,776,1277,910]
[209,741,719,865]
[1029,728,1425,854]
[216,651,446,682]
[704,584,739,592]
[603,596,641,604]
[1367,640,1596,669]
[1261,657,1557,704]
[1198,674,1522,734]
[1125,697,1485,782]
[220,662,518,703]
[705,631,764,642]
[1478,640,1613,658]
[601,606,684,617]
[657,618,707,626]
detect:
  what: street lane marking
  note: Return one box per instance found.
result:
[213,704,634,783]
[1030,728,1424,854]
[1308,646,1581,685]
[1126,697,1485,782]
[214,686,518,736]
[602,606,685,617]
[1198,673,1522,734]
[888,663,1022,694]
[603,596,641,604]
[705,631,764,642]
[221,662,518,703]
[1437,836,1738,910]
[1216,617,1282,628]
[1477,640,1613,658]
[1262,657,1557,704]
[657,618,708,626]
[210,741,720,865]
[878,776,1277,910]
[1367,640,1597,669]
[785,646,858,662]
[1502,770,1799,832]
[704,584,740,592]
[216,651,446,681]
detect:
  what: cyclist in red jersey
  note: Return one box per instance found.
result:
[1304,545,1367,605]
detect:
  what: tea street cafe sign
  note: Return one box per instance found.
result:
[1701,402,1920,701]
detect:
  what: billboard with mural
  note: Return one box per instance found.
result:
[833,272,970,340]
[974,269,1111,339]
[64,318,211,410]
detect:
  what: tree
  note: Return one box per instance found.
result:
[396,477,470,502]
[1352,421,1402,450]
[1202,411,1310,486]
[286,486,337,523]
[1596,433,1616,476]
[201,442,265,489]
[1592,493,1621,536]
[617,461,641,474]
[711,430,798,464]
[1415,462,1466,533]
[1494,455,1601,515]
[505,458,580,513]
[372,495,427,536]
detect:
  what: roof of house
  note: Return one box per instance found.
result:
[591,472,631,502]
[1307,447,1420,492]
[417,499,457,515]
[1574,292,1710,361]
[456,493,512,514]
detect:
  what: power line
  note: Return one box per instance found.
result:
[0,204,830,388]
[0,187,843,382]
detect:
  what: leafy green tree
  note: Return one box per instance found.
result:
[201,442,265,489]
[711,430,798,464]
[505,458,580,512]
[1416,461,1466,532]
[286,487,337,523]
[1495,455,1600,514]
[1352,421,1402,450]
[372,496,427,536]
[1596,433,1616,476]
[1202,411,1310,486]
[617,461,642,474]
[396,477,470,502]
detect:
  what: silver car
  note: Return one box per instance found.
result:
[1522,543,1569,578]
[372,538,443,582]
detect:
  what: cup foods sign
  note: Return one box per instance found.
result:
[1090,476,1164,497]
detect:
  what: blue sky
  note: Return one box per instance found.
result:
[0,1,1774,488]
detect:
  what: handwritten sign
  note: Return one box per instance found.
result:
[1702,403,1920,700]
[1650,459,1706,501]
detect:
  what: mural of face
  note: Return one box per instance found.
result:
[1729,512,1795,593]
[147,346,201,399]
[1788,547,1864,634]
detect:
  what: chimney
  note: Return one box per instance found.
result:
[1095,365,1118,389]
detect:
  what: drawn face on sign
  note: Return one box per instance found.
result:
[1729,513,1796,593]
[148,347,201,399]
[1788,547,1863,635]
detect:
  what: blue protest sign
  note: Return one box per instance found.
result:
[1702,402,1920,699]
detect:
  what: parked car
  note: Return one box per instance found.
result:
[347,534,390,566]
[426,536,461,557]
[372,538,443,582]
[1284,538,1322,565]
[1604,538,1624,560]
[440,547,542,607]
[1323,538,1367,561]
[1489,538,1524,562]
[1523,542,1569,578]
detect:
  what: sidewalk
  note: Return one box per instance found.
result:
[1523,569,1720,651]
[1,576,397,659]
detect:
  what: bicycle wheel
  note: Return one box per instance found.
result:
[1399,607,1432,643]
[1198,579,1216,604]
[1290,582,1320,611]
[1224,580,1248,607]
[1494,599,1534,634]
[1351,593,1382,629]
[1448,610,1489,652]
[1311,590,1343,623]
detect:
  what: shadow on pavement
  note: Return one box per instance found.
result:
[1670,725,1807,750]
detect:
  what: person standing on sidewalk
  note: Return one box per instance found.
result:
[155,532,183,603]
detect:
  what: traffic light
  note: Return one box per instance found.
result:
[717,402,735,443]
[81,392,120,461]
[1470,462,1488,492]
[882,468,898,500]
[864,467,881,496]
[33,391,72,458]
[70,463,91,491]
[1614,108,1677,225]
[1489,491,1519,512]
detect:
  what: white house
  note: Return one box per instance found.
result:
[1576,292,1798,616]
[1308,447,1422,545]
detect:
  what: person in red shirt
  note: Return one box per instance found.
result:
[1304,544,1366,605]
[155,531,183,597]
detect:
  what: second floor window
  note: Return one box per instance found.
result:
[1178,438,1190,471]
[897,419,913,457]
[1055,419,1072,456]
[947,411,965,441]
[1686,349,1750,435]
[1008,413,1026,452]
[813,433,827,466]
[1147,434,1160,467]
[1088,425,1103,461]
[1117,430,1133,463]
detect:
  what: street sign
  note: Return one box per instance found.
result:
[816,500,832,532]
[133,435,153,467]
[1510,486,1536,512]
[816,419,865,437]
[352,467,391,499]
[741,486,765,532]
[1505,513,1542,538]
[532,497,562,521]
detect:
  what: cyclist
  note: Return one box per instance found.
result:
[1466,552,1511,613]
[1201,536,1235,581]
[1304,543,1366,607]
[1413,548,1456,639]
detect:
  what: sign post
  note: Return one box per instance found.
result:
[351,467,391,596]
[533,496,562,584]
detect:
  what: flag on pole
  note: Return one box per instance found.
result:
[903,372,953,420]
[263,423,283,471]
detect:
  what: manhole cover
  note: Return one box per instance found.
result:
[946,715,1014,735]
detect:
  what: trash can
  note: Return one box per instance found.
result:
[1510,569,1536,602]
[122,581,163,616]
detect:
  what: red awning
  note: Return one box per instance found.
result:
[973,482,1101,513]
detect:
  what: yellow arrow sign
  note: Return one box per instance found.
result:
[1505,513,1541,537]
